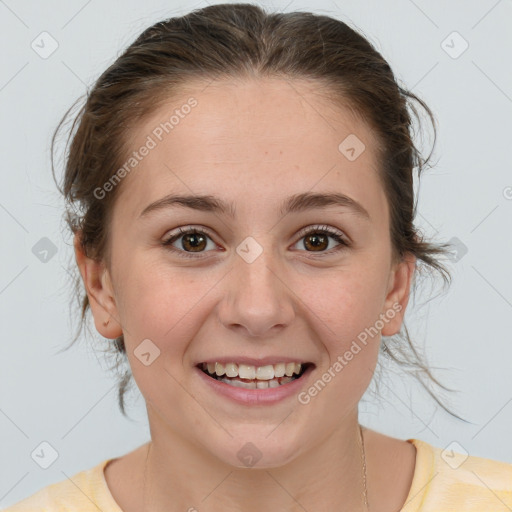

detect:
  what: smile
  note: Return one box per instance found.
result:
[197,361,312,389]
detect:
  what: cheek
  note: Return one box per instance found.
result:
[116,243,389,356]
[305,277,384,399]
[295,264,387,379]
[118,259,216,365]
[118,269,207,392]
[300,266,387,333]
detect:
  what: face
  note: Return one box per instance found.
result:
[76,77,415,468]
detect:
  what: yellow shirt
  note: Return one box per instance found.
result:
[3,438,512,511]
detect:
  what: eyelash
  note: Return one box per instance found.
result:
[161,225,349,259]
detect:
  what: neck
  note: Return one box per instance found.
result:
[143,410,367,512]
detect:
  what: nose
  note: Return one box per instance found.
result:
[216,245,296,338]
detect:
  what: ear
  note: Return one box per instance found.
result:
[380,252,416,337]
[73,232,123,339]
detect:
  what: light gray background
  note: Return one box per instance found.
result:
[1,0,511,508]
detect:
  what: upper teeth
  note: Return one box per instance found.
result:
[204,362,303,380]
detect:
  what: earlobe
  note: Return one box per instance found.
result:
[73,232,122,339]
[380,253,416,337]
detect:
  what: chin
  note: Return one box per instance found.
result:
[208,431,305,470]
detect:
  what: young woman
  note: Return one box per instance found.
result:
[5,3,512,511]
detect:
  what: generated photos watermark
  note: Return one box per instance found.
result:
[94,97,198,200]
[297,302,402,405]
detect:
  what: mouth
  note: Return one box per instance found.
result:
[196,361,314,389]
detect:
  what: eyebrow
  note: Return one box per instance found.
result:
[139,192,370,221]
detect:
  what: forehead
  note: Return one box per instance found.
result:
[113,77,387,225]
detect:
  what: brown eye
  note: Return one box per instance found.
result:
[180,232,207,252]
[303,233,329,251]
[294,225,349,255]
[162,227,216,258]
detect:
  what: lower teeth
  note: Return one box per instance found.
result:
[211,374,297,389]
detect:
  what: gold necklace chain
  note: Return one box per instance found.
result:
[143,424,369,511]
[359,424,370,510]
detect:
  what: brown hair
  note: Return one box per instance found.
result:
[52,3,467,421]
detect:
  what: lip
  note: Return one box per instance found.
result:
[195,356,313,367]
[194,363,315,405]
